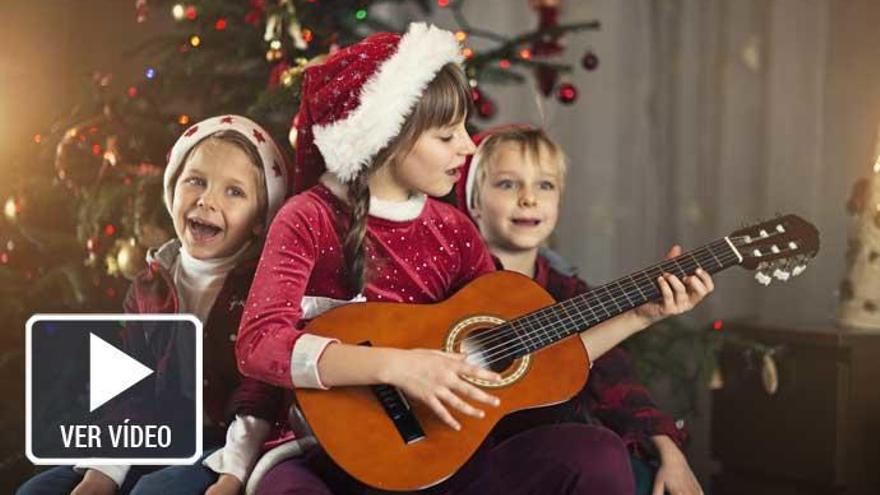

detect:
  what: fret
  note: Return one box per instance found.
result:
[573,296,600,328]
[615,279,635,307]
[628,274,648,301]
[638,270,660,299]
[590,291,613,319]
[561,299,587,330]
[601,284,624,313]
[688,252,703,271]
[706,244,724,269]
[671,257,687,278]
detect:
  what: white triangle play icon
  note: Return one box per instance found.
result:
[89,333,154,412]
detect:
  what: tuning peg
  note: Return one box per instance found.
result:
[792,264,807,276]
[755,271,773,286]
[773,268,790,281]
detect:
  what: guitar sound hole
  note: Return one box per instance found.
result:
[462,327,516,374]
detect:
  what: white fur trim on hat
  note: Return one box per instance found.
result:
[163,115,289,226]
[312,23,463,183]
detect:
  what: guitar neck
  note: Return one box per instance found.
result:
[504,238,743,359]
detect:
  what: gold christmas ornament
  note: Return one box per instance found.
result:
[116,238,147,280]
[761,352,779,395]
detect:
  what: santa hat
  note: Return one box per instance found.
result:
[293,23,463,192]
[164,115,290,226]
[453,123,538,222]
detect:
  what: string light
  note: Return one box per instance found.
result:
[126,86,138,98]
[302,28,313,43]
[455,31,468,42]
[270,39,282,50]
[91,144,102,156]
[178,114,190,125]
[104,224,117,237]
[519,48,532,59]
[171,4,185,21]
[462,47,474,59]
[33,134,42,144]
[190,35,201,47]
[145,67,156,79]
[215,18,227,31]
[355,9,367,20]
[185,5,197,20]
[498,59,511,69]
[438,0,450,6]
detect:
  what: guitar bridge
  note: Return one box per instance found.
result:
[370,383,426,444]
[360,341,425,444]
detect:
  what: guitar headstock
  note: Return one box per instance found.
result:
[729,214,820,285]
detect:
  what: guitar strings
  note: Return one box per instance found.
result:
[464,247,744,368]
[461,238,740,354]
[471,249,740,368]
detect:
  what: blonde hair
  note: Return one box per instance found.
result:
[469,127,567,211]
[343,63,472,294]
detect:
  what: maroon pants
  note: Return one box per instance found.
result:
[255,424,634,495]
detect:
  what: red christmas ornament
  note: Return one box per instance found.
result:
[556,82,578,104]
[477,98,496,120]
[582,50,599,71]
[471,86,483,103]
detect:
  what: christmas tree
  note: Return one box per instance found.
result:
[2,0,599,486]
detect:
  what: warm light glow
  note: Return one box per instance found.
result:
[171,4,185,21]
[270,39,282,50]
[4,198,18,221]
[178,114,190,125]
[455,31,468,42]
[462,47,474,59]
[189,35,201,47]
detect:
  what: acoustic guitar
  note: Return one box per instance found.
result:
[293,214,820,491]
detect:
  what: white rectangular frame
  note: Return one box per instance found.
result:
[25,313,203,466]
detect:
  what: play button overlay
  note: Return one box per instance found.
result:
[26,314,203,465]
[90,333,154,412]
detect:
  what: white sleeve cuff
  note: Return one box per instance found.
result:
[290,334,338,389]
[72,465,130,488]
[203,415,272,484]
